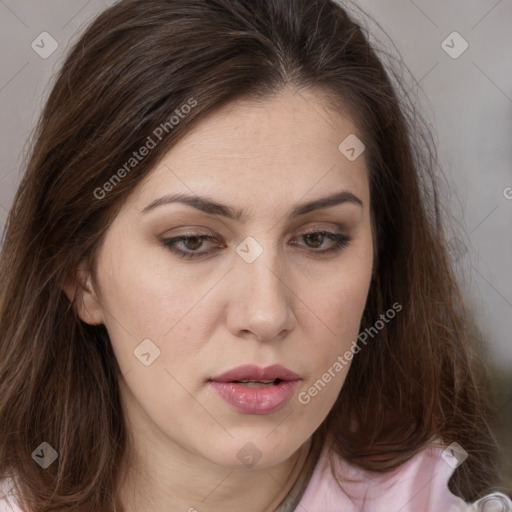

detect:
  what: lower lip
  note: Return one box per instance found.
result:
[208,380,300,415]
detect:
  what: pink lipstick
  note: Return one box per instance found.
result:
[208,364,300,415]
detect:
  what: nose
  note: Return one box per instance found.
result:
[225,241,296,342]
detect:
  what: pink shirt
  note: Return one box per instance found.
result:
[292,440,469,511]
[1,440,510,511]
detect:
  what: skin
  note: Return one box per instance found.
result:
[68,86,373,512]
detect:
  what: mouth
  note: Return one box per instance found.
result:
[230,378,284,388]
[208,364,301,415]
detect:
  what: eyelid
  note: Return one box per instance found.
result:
[160,222,346,245]
[163,220,348,238]
[159,225,352,260]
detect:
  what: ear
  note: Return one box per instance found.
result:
[62,261,105,325]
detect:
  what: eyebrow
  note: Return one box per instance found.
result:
[141,190,363,222]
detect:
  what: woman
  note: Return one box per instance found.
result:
[0,0,510,510]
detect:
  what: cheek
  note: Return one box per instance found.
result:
[100,231,194,316]
[293,269,372,418]
[309,279,369,365]
[95,242,220,374]
[300,242,373,370]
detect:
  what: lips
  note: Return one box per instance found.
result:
[208,364,301,415]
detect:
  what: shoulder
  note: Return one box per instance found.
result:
[295,438,512,512]
[0,475,26,512]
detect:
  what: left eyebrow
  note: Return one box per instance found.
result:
[140,190,363,222]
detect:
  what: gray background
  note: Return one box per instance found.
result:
[1,1,511,474]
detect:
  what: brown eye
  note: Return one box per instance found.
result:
[161,233,219,259]
[293,230,352,255]
[160,230,352,261]
[303,232,325,248]
[182,236,206,251]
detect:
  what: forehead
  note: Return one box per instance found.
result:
[127,87,369,216]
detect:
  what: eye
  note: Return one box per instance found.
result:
[160,233,220,260]
[160,229,352,260]
[292,230,352,256]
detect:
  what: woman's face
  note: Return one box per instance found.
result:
[77,87,373,469]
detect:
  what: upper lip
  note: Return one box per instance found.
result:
[210,364,301,383]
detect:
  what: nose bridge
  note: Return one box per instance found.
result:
[227,234,294,339]
[243,249,284,298]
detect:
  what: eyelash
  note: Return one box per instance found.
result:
[160,229,352,260]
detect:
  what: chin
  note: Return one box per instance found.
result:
[201,433,305,470]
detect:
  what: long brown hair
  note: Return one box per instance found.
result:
[0,0,504,510]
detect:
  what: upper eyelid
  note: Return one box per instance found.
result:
[164,221,349,237]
